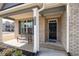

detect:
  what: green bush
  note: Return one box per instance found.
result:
[13,49,23,56]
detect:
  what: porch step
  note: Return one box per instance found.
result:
[40,43,65,51]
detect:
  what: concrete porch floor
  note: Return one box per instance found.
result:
[39,41,67,56]
[2,39,67,56]
[38,47,67,56]
[3,39,33,52]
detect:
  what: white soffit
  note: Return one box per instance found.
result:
[9,12,33,19]
[44,3,66,9]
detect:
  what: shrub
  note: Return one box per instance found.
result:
[13,49,23,56]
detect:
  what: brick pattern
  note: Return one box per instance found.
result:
[69,3,79,55]
[61,11,67,51]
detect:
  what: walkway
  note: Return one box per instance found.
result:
[38,47,67,56]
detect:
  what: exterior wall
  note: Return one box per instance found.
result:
[57,17,62,42]
[69,3,79,55]
[39,6,66,43]
[41,6,66,43]
[14,19,19,38]
[15,16,63,43]
[45,18,49,42]
[39,16,45,43]
[44,16,64,43]
[61,11,67,51]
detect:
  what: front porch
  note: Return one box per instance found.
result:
[0,3,68,56]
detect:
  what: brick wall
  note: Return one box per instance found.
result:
[69,3,79,55]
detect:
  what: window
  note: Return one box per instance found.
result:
[18,19,34,34]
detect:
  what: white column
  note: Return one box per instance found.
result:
[32,8,39,53]
[66,4,69,52]
[0,18,2,42]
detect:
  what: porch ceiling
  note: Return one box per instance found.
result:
[0,3,66,20]
[9,12,33,19]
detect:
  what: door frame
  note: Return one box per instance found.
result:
[48,18,58,42]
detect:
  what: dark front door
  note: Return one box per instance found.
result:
[49,20,57,42]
